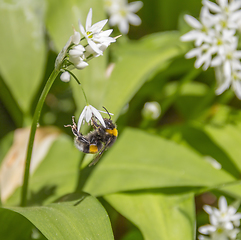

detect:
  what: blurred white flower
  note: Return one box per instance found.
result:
[204,196,241,227]
[198,223,239,240]
[79,8,116,56]
[77,105,106,131]
[202,0,241,18]
[181,0,241,98]
[105,0,143,34]
[142,101,161,120]
[198,196,241,240]
[181,7,217,47]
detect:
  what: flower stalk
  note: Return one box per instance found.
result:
[20,69,59,207]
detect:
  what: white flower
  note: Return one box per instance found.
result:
[69,45,89,69]
[215,66,241,98]
[181,7,217,47]
[198,196,241,240]
[77,105,106,131]
[79,8,116,55]
[107,0,143,34]
[202,0,241,17]
[199,223,239,240]
[185,43,217,70]
[55,29,81,70]
[60,71,71,82]
[204,196,241,227]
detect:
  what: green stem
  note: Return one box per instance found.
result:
[81,85,88,104]
[62,69,88,104]
[20,69,59,207]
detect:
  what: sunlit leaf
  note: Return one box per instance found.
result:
[0,0,46,114]
[105,192,195,240]
[83,128,241,196]
[204,123,241,173]
[1,193,114,240]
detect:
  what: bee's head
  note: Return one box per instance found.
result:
[104,118,118,137]
[104,118,116,130]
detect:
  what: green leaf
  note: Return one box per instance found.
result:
[1,193,114,240]
[6,134,82,206]
[83,128,241,196]
[0,207,35,240]
[159,123,241,178]
[105,192,195,240]
[204,123,241,172]
[102,32,188,119]
[0,0,46,114]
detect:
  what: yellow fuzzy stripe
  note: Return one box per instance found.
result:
[89,145,98,153]
[106,128,118,137]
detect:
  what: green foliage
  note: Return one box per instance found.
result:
[1,193,114,240]
[1,0,241,239]
[0,0,46,116]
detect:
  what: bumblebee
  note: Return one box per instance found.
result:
[65,108,118,166]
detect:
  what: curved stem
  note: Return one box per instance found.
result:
[20,69,59,207]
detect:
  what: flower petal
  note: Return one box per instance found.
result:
[90,106,106,128]
[219,196,228,212]
[203,205,213,214]
[77,106,87,131]
[128,1,143,12]
[199,225,216,234]
[90,19,108,33]
[127,12,142,26]
[184,14,202,29]
[60,71,71,82]
[86,8,93,30]
[202,0,221,13]
[75,61,89,69]
[72,30,81,45]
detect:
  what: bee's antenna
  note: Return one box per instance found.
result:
[102,106,111,120]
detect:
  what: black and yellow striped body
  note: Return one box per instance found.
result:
[65,115,118,165]
[75,131,103,154]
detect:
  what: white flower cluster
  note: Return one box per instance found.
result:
[104,0,143,34]
[55,8,116,82]
[198,196,241,240]
[181,0,241,99]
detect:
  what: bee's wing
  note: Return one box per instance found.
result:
[89,138,112,167]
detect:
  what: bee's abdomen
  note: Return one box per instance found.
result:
[75,138,102,154]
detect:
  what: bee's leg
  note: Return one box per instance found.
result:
[91,117,101,129]
[64,116,80,137]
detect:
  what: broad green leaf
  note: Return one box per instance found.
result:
[0,207,35,240]
[0,0,46,114]
[105,192,195,240]
[1,193,114,240]
[159,123,240,178]
[102,32,188,119]
[83,128,241,196]
[204,123,241,172]
[6,134,82,206]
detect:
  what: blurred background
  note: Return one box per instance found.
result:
[1,0,241,239]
